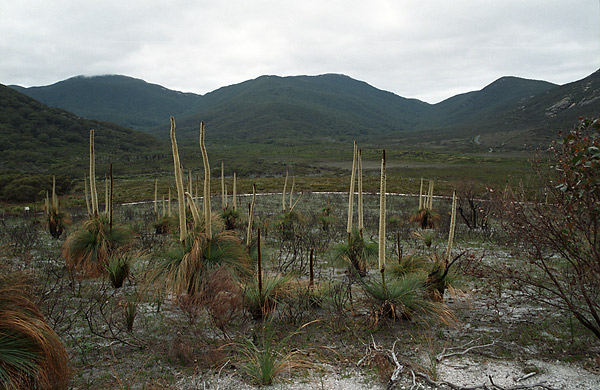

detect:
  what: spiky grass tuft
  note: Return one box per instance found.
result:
[62,215,132,277]
[0,270,70,389]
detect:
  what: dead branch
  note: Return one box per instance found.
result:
[436,340,496,362]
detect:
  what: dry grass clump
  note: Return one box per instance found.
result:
[0,269,70,390]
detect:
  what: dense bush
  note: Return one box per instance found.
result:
[0,173,73,203]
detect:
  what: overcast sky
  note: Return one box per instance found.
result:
[1,1,599,103]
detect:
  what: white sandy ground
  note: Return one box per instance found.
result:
[175,357,600,390]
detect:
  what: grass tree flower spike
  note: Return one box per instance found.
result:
[233,172,237,211]
[379,150,387,290]
[282,170,288,212]
[84,175,91,216]
[200,121,211,237]
[247,183,256,245]
[347,140,357,236]
[358,148,364,234]
[170,116,187,244]
[89,129,98,215]
[445,191,457,263]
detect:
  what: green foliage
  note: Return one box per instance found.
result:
[500,117,600,339]
[360,272,453,324]
[62,215,133,277]
[333,228,377,276]
[105,252,134,288]
[0,84,160,177]
[234,321,312,386]
[243,273,295,319]
[153,230,248,297]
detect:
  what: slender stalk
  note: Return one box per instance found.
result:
[89,129,98,215]
[397,232,402,265]
[51,175,58,212]
[168,188,171,217]
[110,163,113,232]
[45,191,50,215]
[221,160,226,210]
[162,195,166,218]
[104,176,109,215]
[428,180,434,210]
[233,172,237,211]
[418,177,424,210]
[154,178,158,221]
[185,192,201,226]
[247,183,256,245]
[358,148,364,235]
[282,170,288,212]
[200,122,211,237]
[347,141,357,236]
[445,191,457,264]
[84,175,91,216]
[289,176,295,211]
[257,227,262,300]
[170,116,187,244]
[379,150,387,293]
[309,248,315,287]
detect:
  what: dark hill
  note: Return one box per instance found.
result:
[11,71,600,150]
[0,84,163,176]
[164,74,430,143]
[11,75,202,131]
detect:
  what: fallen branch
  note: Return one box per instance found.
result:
[436,340,496,362]
[412,371,558,390]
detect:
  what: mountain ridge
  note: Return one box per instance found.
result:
[9,70,600,149]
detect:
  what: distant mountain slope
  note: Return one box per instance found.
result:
[426,76,557,129]
[10,71,600,149]
[11,75,202,130]
[0,84,161,176]
[164,74,430,143]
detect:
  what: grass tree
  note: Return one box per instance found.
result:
[46,175,69,239]
[63,131,131,277]
[335,141,376,276]
[154,118,248,303]
[412,178,439,229]
[0,269,70,389]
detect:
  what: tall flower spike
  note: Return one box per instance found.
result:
[232,172,237,211]
[89,129,98,215]
[221,160,226,210]
[200,121,211,237]
[51,175,58,212]
[418,177,424,210]
[358,149,364,234]
[170,116,187,243]
[282,170,288,212]
[379,150,387,289]
[446,191,457,263]
[247,183,256,245]
[289,176,295,211]
[84,175,91,216]
[347,140,357,235]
